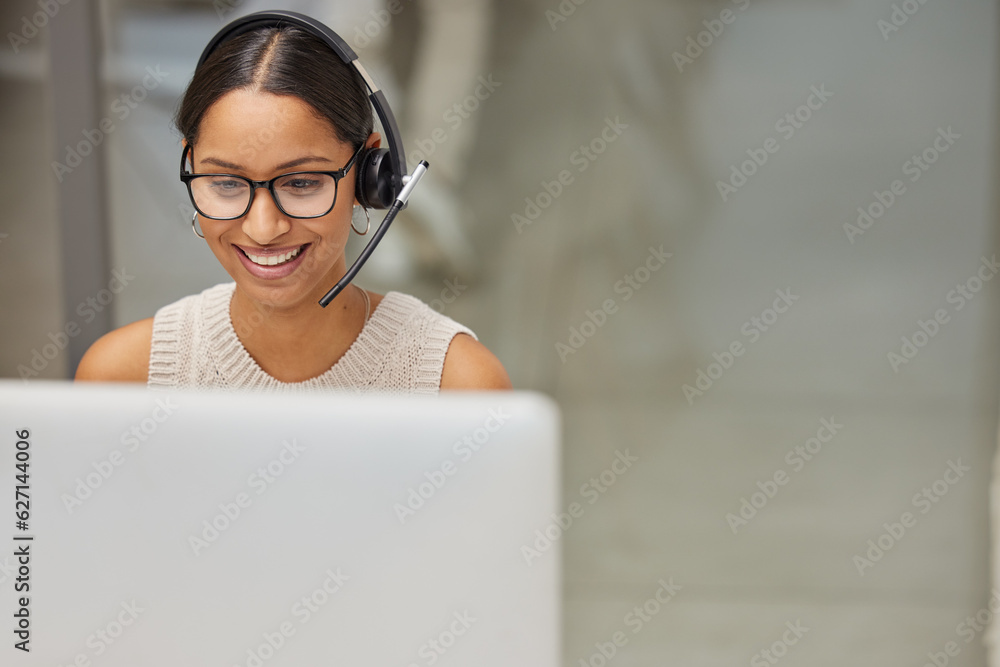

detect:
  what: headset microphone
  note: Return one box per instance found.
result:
[318,161,429,307]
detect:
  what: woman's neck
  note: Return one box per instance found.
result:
[228,281,370,383]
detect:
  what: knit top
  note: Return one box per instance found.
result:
[147,282,476,393]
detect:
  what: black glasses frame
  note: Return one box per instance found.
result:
[179,143,365,221]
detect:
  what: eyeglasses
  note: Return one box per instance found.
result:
[179,143,364,220]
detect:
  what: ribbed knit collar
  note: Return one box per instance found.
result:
[201,283,412,390]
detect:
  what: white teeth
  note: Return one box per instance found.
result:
[246,247,301,266]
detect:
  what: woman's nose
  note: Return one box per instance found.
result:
[241,186,291,245]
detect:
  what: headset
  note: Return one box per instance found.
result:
[191,10,428,307]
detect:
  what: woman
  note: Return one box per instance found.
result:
[76,21,510,392]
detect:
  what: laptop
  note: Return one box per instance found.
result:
[0,381,560,666]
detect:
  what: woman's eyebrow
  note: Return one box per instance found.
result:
[200,156,335,171]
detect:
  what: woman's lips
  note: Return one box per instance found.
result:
[234,243,310,280]
[244,245,302,266]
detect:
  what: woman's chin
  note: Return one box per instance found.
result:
[232,279,319,311]
[211,237,349,311]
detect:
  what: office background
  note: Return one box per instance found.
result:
[1,0,998,664]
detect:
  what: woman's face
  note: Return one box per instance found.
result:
[190,89,372,310]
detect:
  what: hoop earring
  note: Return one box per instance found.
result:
[352,206,371,236]
[191,211,205,239]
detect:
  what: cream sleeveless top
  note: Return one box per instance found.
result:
[147,282,475,393]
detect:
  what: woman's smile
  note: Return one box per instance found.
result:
[233,242,311,280]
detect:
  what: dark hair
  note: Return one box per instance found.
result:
[176,26,373,150]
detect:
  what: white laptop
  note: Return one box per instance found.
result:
[0,381,560,666]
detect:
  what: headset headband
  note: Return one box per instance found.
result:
[196,10,407,199]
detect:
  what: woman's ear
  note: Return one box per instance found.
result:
[181,138,192,171]
[365,132,382,150]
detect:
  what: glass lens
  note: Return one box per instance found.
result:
[190,176,251,219]
[273,173,338,217]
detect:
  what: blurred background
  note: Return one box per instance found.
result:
[1,0,999,664]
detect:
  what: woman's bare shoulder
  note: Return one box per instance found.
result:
[440,333,512,390]
[74,318,154,383]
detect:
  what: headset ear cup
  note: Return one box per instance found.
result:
[355,147,394,210]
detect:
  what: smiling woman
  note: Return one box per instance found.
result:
[75,12,510,392]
